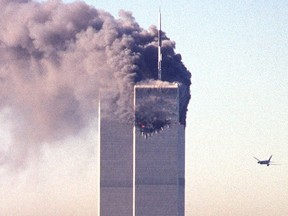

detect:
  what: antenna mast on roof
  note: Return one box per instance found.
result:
[158,8,162,80]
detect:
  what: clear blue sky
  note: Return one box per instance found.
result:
[1,0,288,215]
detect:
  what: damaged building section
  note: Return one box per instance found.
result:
[134,83,180,137]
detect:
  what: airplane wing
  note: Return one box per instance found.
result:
[253,157,260,161]
[269,163,281,165]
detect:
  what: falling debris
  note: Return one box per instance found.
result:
[135,110,172,135]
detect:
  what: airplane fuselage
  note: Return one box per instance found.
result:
[254,155,273,166]
[258,161,270,166]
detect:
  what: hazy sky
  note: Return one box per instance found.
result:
[1,0,288,215]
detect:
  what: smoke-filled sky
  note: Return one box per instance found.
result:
[1,0,288,216]
[0,0,190,167]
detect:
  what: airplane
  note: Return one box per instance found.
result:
[253,155,278,166]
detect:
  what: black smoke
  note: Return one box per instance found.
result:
[134,83,178,136]
[0,0,191,166]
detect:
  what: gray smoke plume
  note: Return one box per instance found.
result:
[0,0,191,167]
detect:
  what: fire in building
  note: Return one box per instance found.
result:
[98,11,190,216]
[0,1,190,215]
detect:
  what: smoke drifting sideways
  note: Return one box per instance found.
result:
[0,0,191,168]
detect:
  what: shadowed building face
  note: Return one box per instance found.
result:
[99,115,133,216]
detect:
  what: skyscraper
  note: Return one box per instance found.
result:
[99,9,187,215]
[133,83,185,216]
[99,82,185,216]
[98,103,134,216]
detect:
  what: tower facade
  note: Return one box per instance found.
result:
[99,83,185,216]
[98,113,133,216]
[134,84,185,216]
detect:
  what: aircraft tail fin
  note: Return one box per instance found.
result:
[268,155,273,162]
